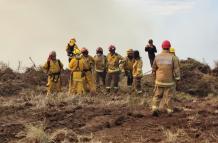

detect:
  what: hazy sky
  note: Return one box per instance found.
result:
[0,0,217,71]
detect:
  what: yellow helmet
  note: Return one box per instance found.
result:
[127,49,133,54]
[69,38,76,46]
[170,47,175,53]
[73,48,81,55]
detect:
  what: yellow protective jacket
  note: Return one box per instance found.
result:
[106,53,124,73]
[66,40,79,56]
[152,50,181,87]
[124,57,134,71]
[82,55,95,71]
[133,59,143,77]
[94,55,107,72]
[69,57,87,72]
[43,59,63,74]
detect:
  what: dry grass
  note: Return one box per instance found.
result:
[24,124,50,143]
[174,92,194,101]
[163,128,192,143]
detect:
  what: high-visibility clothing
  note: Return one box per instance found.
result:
[94,55,107,72]
[81,55,96,93]
[152,50,180,87]
[132,59,143,78]
[124,57,134,71]
[66,39,80,62]
[43,60,63,74]
[82,55,95,71]
[68,57,87,95]
[43,59,63,95]
[106,53,124,73]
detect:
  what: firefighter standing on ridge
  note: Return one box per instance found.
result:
[152,40,180,116]
[145,39,157,67]
[66,38,80,63]
[68,49,87,95]
[43,51,63,96]
[94,47,107,87]
[81,47,96,95]
[106,45,124,93]
[123,49,134,88]
[132,50,143,95]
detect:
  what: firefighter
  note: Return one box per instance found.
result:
[132,50,143,95]
[152,40,180,116]
[94,47,107,87]
[170,47,176,56]
[68,49,87,95]
[106,45,124,93]
[81,47,96,95]
[66,38,79,63]
[145,39,157,67]
[123,49,134,88]
[43,51,63,96]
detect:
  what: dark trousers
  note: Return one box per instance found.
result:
[125,70,133,86]
[106,71,120,89]
[149,56,155,67]
[134,77,142,92]
[96,71,106,86]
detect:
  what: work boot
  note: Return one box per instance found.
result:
[136,90,143,95]
[114,87,119,94]
[167,108,173,115]
[106,87,111,93]
[152,106,160,117]
[152,110,160,117]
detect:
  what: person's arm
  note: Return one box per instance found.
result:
[118,54,125,72]
[173,56,181,81]
[145,45,149,52]
[153,46,157,53]
[60,61,64,70]
[42,61,49,74]
[152,58,158,80]
[68,59,74,70]
[137,60,143,77]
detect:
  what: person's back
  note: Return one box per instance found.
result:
[68,51,87,95]
[153,51,180,86]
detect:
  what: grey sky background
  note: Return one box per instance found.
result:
[0,0,217,71]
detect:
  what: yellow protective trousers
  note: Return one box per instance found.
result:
[84,71,96,93]
[69,71,85,95]
[47,75,61,96]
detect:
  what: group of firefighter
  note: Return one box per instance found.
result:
[43,38,180,116]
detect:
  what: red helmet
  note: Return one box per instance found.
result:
[81,47,88,53]
[108,45,116,51]
[162,40,171,49]
[96,47,103,52]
